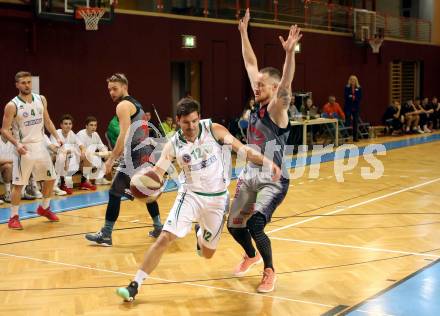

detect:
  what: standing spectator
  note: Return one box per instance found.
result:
[160,116,176,137]
[382,100,403,134]
[344,75,362,142]
[322,96,345,120]
[106,115,120,148]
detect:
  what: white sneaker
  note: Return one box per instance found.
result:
[31,185,43,199]
[4,191,11,203]
[416,127,424,134]
[54,186,67,196]
[423,126,431,133]
[95,178,111,185]
[0,199,4,205]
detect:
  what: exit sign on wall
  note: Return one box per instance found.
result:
[182,35,197,48]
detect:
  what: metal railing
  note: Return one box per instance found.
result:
[119,0,432,43]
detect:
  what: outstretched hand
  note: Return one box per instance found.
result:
[279,25,303,53]
[238,8,250,33]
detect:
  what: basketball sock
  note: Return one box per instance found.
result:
[147,201,162,226]
[10,205,19,217]
[42,198,51,209]
[5,183,11,193]
[60,177,65,186]
[247,212,273,271]
[102,220,115,237]
[102,192,121,236]
[134,269,148,289]
[81,175,87,183]
[228,226,256,258]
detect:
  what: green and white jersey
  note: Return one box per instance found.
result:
[171,119,229,194]
[10,93,45,144]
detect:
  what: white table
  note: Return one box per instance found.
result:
[290,118,339,146]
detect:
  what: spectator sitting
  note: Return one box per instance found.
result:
[106,115,120,148]
[0,135,13,203]
[288,99,301,120]
[401,99,423,134]
[76,116,112,185]
[160,116,176,137]
[322,96,345,120]
[414,97,433,133]
[421,97,435,132]
[382,100,404,135]
[51,114,95,194]
[300,97,318,119]
[242,99,255,121]
[430,96,439,129]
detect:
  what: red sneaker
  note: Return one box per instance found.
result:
[8,215,23,230]
[80,181,96,191]
[257,268,277,293]
[37,206,59,222]
[233,252,263,277]
[59,184,73,195]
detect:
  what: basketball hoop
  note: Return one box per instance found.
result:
[77,7,105,31]
[368,36,384,53]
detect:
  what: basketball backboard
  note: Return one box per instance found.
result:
[36,0,114,23]
[353,9,376,43]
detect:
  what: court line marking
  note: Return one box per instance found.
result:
[0,251,333,309]
[270,237,440,259]
[267,177,440,235]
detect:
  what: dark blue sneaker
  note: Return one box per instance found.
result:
[85,231,112,247]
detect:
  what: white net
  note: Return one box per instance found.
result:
[78,7,105,31]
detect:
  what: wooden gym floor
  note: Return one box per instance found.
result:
[0,134,439,315]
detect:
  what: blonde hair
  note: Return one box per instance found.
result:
[347,75,360,88]
[15,71,32,82]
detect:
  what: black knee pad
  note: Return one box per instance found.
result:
[246,212,266,237]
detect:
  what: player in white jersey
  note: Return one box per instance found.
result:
[0,134,13,203]
[51,114,97,193]
[116,98,281,302]
[1,71,62,230]
[76,116,111,185]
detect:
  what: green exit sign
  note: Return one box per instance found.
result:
[182,35,196,48]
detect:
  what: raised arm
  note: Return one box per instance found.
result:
[239,8,259,92]
[212,123,280,181]
[268,25,303,120]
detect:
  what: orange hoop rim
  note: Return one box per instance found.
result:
[75,6,105,19]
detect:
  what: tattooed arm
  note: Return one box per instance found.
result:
[268,25,303,127]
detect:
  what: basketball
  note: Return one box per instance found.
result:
[129,168,164,200]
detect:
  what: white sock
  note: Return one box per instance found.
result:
[134,270,148,289]
[42,198,51,209]
[11,205,19,217]
[5,183,11,193]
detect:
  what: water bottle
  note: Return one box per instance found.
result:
[306,110,310,121]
